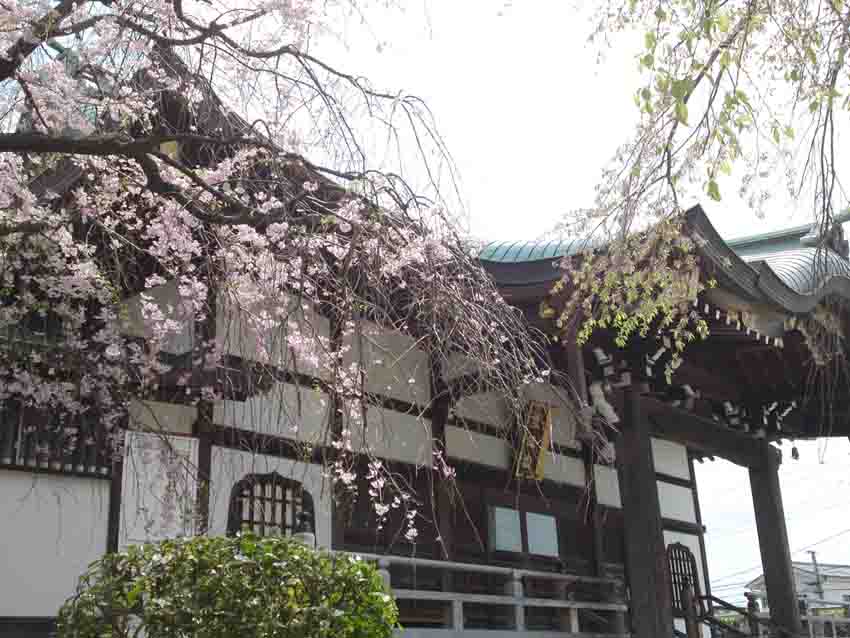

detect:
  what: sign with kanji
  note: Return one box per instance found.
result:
[514,400,552,480]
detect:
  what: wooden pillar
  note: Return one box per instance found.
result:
[193,264,217,536]
[749,443,802,636]
[557,340,605,575]
[430,354,453,561]
[616,388,673,638]
[106,433,125,553]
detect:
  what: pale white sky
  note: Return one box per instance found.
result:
[323,1,850,603]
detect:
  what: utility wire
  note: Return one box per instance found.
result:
[711,526,850,586]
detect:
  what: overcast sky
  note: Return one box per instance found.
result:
[322,1,850,603]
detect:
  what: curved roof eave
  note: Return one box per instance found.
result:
[479,205,850,315]
[685,205,850,315]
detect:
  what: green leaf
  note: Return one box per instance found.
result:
[717,13,730,32]
[707,179,721,201]
[784,126,795,139]
[772,126,780,144]
[655,6,667,20]
[671,78,691,99]
[645,31,656,50]
[641,53,655,68]
[675,100,689,125]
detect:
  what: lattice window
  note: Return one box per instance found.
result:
[226,472,314,537]
[0,401,112,477]
[667,542,703,618]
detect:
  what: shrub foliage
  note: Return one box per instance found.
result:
[57,534,398,638]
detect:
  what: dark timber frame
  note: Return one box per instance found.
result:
[616,389,674,638]
[612,389,801,638]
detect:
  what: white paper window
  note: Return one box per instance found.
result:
[526,512,559,557]
[489,506,522,553]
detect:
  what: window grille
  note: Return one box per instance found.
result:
[226,471,314,537]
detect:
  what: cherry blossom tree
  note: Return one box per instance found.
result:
[0,0,563,549]
[554,0,850,385]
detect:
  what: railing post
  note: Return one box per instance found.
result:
[681,581,700,638]
[452,599,464,631]
[506,570,525,631]
[568,608,580,633]
[377,558,391,589]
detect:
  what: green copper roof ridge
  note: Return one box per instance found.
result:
[479,209,850,263]
[725,209,850,248]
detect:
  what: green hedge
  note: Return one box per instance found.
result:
[57,534,398,638]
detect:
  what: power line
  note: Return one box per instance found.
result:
[708,498,850,538]
[711,527,850,586]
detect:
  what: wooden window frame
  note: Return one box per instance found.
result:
[487,503,561,561]
[226,471,314,537]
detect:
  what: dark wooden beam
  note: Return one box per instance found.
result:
[643,396,776,469]
[616,388,673,638]
[689,453,715,614]
[430,355,453,560]
[192,267,217,535]
[554,339,604,577]
[106,443,124,552]
[749,443,802,635]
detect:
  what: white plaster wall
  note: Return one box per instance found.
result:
[442,353,478,380]
[0,470,109,617]
[129,400,197,435]
[543,452,585,487]
[658,481,698,523]
[452,392,511,429]
[120,431,199,548]
[216,293,330,378]
[214,382,329,444]
[445,426,510,469]
[207,447,332,549]
[352,406,432,467]
[343,322,430,406]
[120,281,194,354]
[594,465,622,508]
[651,438,691,480]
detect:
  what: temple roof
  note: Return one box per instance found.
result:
[479,205,850,313]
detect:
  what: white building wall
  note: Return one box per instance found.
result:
[446,426,510,469]
[343,322,431,406]
[543,452,586,487]
[207,447,332,549]
[214,382,329,444]
[452,392,511,430]
[0,470,109,617]
[119,431,199,548]
[129,400,197,435]
[355,407,432,467]
[651,438,691,480]
[658,481,698,523]
[594,465,622,508]
[120,281,194,354]
[216,293,330,378]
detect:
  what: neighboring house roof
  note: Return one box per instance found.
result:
[746,562,850,591]
[478,205,850,315]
